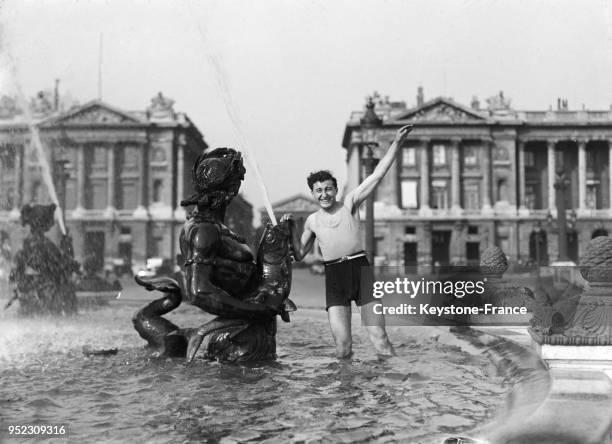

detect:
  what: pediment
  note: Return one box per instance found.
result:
[270,194,319,213]
[391,98,487,123]
[42,101,144,126]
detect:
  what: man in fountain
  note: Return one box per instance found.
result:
[286,124,413,359]
[133,148,281,362]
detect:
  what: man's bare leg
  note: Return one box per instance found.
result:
[328,305,353,358]
[361,301,396,356]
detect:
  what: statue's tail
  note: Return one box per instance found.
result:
[184,318,250,362]
[132,282,183,354]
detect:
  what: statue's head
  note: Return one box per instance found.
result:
[21,203,56,234]
[181,148,246,209]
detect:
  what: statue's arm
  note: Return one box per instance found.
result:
[188,223,276,320]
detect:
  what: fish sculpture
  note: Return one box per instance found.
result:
[250,219,297,322]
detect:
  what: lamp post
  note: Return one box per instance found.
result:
[359,97,382,264]
[548,168,576,262]
[533,221,544,283]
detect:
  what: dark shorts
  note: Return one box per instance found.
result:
[324,255,375,310]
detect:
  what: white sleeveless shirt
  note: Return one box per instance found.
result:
[309,204,363,261]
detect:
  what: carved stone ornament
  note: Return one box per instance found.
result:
[410,104,475,122]
[480,246,509,278]
[0,95,21,119]
[531,236,612,345]
[151,147,167,163]
[65,105,132,124]
[30,91,54,117]
[579,236,612,283]
[486,91,512,111]
[493,146,509,162]
[147,92,175,120]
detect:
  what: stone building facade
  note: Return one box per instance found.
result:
[0,92,253,273]
[342,91,612,268]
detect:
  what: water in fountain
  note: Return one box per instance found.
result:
[0,273,543,443]
[194,18,277,225]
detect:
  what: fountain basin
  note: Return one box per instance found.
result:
[0,279,534,444]
[75,290,120,307]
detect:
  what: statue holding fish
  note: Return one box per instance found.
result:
[132,148,296,362]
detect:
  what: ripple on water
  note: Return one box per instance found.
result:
[0,304,533,443]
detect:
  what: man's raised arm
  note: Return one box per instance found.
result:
[345,124,413,211]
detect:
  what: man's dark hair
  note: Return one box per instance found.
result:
[307,170,337,190]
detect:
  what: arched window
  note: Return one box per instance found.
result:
[592,228,608,239]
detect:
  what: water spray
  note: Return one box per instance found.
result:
[194,19,277,225]
[3,54,67,235]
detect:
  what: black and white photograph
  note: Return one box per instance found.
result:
[0,1,611,443]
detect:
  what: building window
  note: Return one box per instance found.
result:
[524,150,535,168]
[400,179,418,209]
[119,182,138,210]
[405,226,416,235]
[466,242,480,265]
[0,149,15,171]
[586,184,598,209]
[431,180,448,209]
[468,225,478,235]
[525,184,537,209]
[433,145,446,166]
[93,146,107,168]
[1,187,14,210]
[463,147,477,166]
[586,150,595,172]
[463,182,480,210]
[402,148,416,166]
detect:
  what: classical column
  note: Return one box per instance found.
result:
[418,138,431,216]
[105,145,116,217]
[517,139,528,214]
[174,133,186,220]
[608,141,612,212]
[451,138,461,213]
[578,139,587,213]
[547,140,556,213]
[481,139,493,214]
[133,139,150,219]
[74,145,85,215]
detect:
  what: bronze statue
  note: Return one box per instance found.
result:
[8,203,79,315]
[133,148,295,363]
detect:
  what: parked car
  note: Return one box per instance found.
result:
[136,258,176,278]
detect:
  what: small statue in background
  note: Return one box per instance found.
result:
[8,203,79,315]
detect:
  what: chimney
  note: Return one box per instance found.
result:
[557,98,561,110]
[471,95,480,110]
[416,86,424,107]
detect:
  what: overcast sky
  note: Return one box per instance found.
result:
[1,0,611,223]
